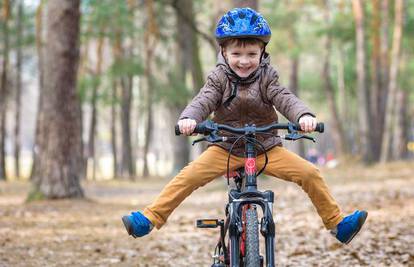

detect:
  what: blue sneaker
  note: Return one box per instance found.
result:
[122,211,153,238]
[332,210,368,244]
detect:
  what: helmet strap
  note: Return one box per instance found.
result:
[260,43,267,63]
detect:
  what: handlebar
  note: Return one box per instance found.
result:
[175,120,324,136]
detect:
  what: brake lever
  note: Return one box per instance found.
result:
[284,132,316,143]
[302,135,316,143]
[192,133,226,146]
[192,137,206,146]
[284,132,301,141]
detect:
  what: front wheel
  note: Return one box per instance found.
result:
[244,207,260,267]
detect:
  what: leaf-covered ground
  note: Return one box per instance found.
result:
[0,162,413,266]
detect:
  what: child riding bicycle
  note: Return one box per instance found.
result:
[122,7,367,245]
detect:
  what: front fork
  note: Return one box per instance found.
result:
[227,190,275,267]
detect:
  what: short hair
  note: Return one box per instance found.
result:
[221,37,265,48]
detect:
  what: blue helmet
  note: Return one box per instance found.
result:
[215,7,271,45]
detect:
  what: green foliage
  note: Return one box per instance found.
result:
[99,83,121,107]
[299,69,324,103]
[6,0,411,165]
[263,1,297,55]
[401,3,414,93]
[109,58,144,78]
[341,46,357,99]
[322,12,354,44]
[81,0,138,40]
[0,1,36,55]
[400,58,414,92]
[78,74,101,103]
[78,0,146,110]
[405,4,414,39]
[152,70,192,107]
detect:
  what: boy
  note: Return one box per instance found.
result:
[122,7,367,244]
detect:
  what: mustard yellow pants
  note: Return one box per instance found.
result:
[144,145,343,230]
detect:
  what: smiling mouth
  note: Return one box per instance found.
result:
[237,66,250,72]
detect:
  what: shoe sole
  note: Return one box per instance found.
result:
[345,211,368,244]
[122,216,138,238]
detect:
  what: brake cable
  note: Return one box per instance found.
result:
[226,134,248,185]
[219,129,283,185]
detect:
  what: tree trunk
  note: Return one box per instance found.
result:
[288,57,305,158]
[112,30,135,179]
[380,0,403,162]
[142,90,153,178]
[110,80,119,179]
[232,0,258,9]
[393,89,408,159]
[322,39,346,156]
[110,38,122,179]
[88,83,98,180]
[352,0,372,162]
[336,48,347,122]
[31,0,47,180]
[370,0,382,160]
[379,0,390,135]
[0,0,11,181]
[87,35,104,180]
[30,0,84,199]
[120,74,135,179]
[210,2,227,54]
[323,0,347,156]
[14,0,24,179]
[143,0,158,178]
[188,0,206,155]
[169,0,196,172]
[171,107,191,174]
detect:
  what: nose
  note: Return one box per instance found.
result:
[239,55,249,65]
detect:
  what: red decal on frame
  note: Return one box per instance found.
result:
[245,158,256,175]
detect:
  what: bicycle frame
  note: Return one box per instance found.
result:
[226,134,275,267]
[182,120,324,267]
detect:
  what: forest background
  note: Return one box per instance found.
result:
[0,0,413,196]
[0,0,413,266]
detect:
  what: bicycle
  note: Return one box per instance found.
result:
[175,119,324,267]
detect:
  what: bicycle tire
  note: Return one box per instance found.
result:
[244,207,260,267]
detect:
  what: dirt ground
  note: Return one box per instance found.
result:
[0,162,413,267]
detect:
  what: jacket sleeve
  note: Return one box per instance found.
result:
[265,67,315,123]
[179,69,224,123]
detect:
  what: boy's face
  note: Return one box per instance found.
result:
[222,42,262,78]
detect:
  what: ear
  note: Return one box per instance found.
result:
[221,46,227,59]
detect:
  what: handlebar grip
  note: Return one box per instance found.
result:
[175,125,181,135]
[175,123,206,136]
[315,123,324,133]
[293,122,324,133]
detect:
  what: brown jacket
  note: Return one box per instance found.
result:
[179,52,314,156]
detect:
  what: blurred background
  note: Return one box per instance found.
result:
[0,0,413,185]
[0,1,413,266]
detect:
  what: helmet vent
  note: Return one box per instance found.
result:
[250,14,258,25]
[227,15,235,26]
